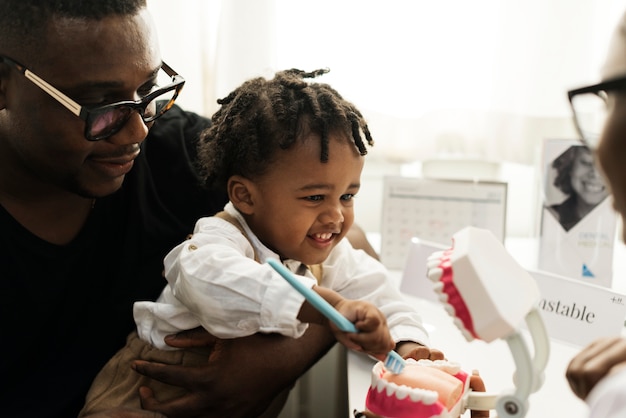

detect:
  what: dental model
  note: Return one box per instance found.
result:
[364,227,549,418]
[426,226,540,343]
[365,359,470,418]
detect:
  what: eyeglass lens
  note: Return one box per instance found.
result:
[87,68,180,140]
[88,93,177,139]
[570,91,607,149]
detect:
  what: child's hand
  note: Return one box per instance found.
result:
[332,298,395,360]
[566,336,626,400]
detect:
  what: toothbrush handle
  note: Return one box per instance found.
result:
[266,259,358,333]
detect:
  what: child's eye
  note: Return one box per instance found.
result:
[305,195,324,202]
[341,193,355,201]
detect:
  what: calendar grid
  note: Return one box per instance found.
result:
[380,177,507,269]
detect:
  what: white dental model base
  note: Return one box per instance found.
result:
[425,226,550,418]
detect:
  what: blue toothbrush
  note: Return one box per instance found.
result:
[266,258,405,373]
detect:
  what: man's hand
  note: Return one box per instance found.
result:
[132,326,335,418]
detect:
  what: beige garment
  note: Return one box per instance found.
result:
[79,331,209,416]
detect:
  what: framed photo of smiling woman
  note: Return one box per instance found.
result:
[538,139,617,287]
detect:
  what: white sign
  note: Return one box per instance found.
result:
[530,269,626,347]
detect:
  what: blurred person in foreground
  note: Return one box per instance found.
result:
[566,9,626,418]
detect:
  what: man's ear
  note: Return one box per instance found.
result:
[228,175,255,215]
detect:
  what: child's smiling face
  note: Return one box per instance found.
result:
[238,130,365,265]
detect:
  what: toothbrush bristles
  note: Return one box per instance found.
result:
[384,351,405,374]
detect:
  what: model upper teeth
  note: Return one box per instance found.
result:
[315,232,332,240]
[427,252,476,341]
[371,362,438,404]
[370,359,462,404]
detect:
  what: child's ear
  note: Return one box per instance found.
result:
[228,175,255,215]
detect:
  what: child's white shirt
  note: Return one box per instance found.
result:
[134,202,430,350]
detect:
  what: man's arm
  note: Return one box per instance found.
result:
[132,326,335,418]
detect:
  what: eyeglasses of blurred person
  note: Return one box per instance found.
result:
[0,55,185,141]
[568,75,626,149]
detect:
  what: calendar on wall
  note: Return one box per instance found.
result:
[380,176,508,269]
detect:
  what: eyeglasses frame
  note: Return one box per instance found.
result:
[0,54,185,140]
[567,75,626,147]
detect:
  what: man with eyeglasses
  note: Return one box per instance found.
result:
[0,1,337,417]
[566,10,626,418]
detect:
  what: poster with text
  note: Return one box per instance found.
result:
[538,139,617,287]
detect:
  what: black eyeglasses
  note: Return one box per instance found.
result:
[568,76,626,149]
[0,55,185,141]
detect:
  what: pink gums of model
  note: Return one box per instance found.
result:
[427,227,540,343]
[366,359,470,418]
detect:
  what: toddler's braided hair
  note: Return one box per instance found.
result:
[198,68,374,192]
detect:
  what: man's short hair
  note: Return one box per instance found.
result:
[0,0,147,56]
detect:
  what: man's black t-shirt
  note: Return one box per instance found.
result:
[0,106,228,417]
